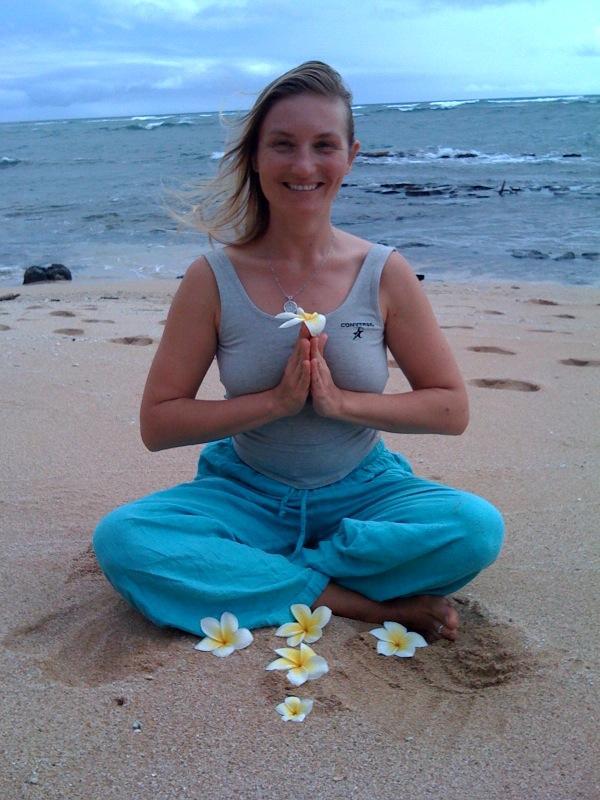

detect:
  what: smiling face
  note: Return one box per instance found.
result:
[253,93,360,220]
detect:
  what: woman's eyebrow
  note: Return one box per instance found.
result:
[265,129,341,138]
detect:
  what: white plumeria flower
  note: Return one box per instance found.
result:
[275,308,326,337]
[276,696,314,723]
[275,604,332,646]
[369,621,428,657]
[265,643,329,686]
[194,612,253,657]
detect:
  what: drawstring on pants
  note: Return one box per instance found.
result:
[277,487,309,559]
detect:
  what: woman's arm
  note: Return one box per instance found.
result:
[310,251,469,435]
[140,258,312,451]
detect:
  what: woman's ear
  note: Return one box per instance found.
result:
[347,139,360,172]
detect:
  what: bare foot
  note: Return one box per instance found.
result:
[315,583,459,642]
[381,595,459,642]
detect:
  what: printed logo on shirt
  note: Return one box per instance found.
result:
[340,321,374,340]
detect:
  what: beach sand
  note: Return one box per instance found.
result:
[0,277,598,799]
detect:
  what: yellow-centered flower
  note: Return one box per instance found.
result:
[265,643,329,686]
[276,696,314,722]
[194,612,253,657]
[369,621,428,657]
[275,604,332,646]
[275,308,326,337]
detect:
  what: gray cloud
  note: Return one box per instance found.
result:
[0,0,593,122]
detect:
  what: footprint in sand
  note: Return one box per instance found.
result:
[82,318,115,323]
[54,328,85,336]
[483,310,505,315]
[110,335,154,346]
[527,298,559,306]
[50,310,77,317]
[26,305,45,310]
[3,546,180,686]
[527,328,572,335]
[468,346,516,355]
[0,324,10,331]
[560,358,600,367]
[554,314,576,319]
[469,378,540,391]
[440,325,474,330]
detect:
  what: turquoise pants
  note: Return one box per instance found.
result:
[93,439,504,635]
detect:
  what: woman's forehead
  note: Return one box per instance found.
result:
[260,94,348,136]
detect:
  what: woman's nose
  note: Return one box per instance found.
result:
[290,145,315,175]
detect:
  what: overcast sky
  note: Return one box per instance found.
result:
[1,0,599,122]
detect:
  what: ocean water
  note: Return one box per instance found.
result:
[1,95,599,287]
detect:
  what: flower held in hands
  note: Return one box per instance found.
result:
[275,308,326,337]
[266,643,329,686]
[275,604,332,646]
[194,612,253,657]
[369,621,427,657]
[276,696,314,722]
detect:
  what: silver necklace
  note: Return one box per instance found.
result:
[267,235,335,314]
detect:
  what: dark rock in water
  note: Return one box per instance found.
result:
[23,266,47,284]
[562,153,581,158]
[581,252,599,261]
[510,249,549,260]
[416,274,425,281]
[440,153,477,158]
[360,149,392,158]
[47,264,71,281]
[554,252,576,261]
[406,188,446,196]
[0,292,20,301]
[400,242,432,248]
[23,264,72,284]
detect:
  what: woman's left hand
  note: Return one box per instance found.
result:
[309,334,344,419]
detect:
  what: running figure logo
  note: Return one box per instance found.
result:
[340,321,373,339]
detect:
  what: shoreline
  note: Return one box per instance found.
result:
[3,273,600,296]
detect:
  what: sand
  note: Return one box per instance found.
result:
[0,277,598,799]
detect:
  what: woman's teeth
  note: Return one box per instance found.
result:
[286,183,319,191]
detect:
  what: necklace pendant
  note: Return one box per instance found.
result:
[283,299,298,313]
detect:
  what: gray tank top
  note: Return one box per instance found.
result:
[203,244,393,488]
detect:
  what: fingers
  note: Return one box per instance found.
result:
[310,333,327,359]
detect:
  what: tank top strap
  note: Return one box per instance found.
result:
[202,248,246,308]
[345,243,395,320]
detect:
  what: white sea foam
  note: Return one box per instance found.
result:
[429,100,478,109]
[386,103,421,112]
[488,95,588,105]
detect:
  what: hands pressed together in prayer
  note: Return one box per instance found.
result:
[275,325,343,419]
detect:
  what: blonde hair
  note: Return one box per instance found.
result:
[182,61,355,246]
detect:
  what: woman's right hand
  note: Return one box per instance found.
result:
[272,325,312,417]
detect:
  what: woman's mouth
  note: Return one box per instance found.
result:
[285,183,321,191]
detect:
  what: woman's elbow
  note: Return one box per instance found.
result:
[139,408,163,451]
[438,389,469,435]
[448,391,469,435]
